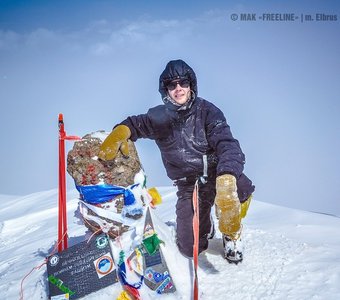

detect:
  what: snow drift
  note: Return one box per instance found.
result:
[0,187,340,299]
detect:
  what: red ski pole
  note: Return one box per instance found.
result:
[58,113,67,252]
[58,113,81,252]
[192,180,200,300]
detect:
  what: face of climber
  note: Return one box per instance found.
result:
[166,79,191,105]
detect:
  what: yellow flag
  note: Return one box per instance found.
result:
[148,187,162,206]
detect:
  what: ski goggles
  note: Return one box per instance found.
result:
[165,78,190,91]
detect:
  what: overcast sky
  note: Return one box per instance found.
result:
[1,0,339,216]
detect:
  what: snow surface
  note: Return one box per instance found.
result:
[1,187,340,299]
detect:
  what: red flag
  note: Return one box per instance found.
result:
[58,113,81,252]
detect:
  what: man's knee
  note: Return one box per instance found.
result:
[177,236,208,258]
[177,243,193,258]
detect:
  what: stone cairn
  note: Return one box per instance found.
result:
[67,131,143,238]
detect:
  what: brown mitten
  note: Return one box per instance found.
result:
[215,174,241,240]
[98,125,131,161]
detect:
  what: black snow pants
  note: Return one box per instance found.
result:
[175,180,216,258]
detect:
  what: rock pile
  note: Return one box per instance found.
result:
[67,131,141,187]
[67,130,143,238]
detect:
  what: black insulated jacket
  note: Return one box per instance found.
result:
[120,60,254,201]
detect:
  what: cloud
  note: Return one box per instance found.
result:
[86,19,111,34]
[25,28,62,48]
[0,30,20,50]
[90,42,112,56]
[88,18,197,56]
[0,28,69,54]
[0,13,225,57]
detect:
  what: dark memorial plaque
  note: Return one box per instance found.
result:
[47,234,118,300]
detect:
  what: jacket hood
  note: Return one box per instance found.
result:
[158,60,198,106]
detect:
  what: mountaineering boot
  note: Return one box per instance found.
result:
[223,233,243,264]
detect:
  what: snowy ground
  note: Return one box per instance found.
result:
[1,187,340,299]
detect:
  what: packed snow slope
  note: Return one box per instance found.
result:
[1,187,340,299]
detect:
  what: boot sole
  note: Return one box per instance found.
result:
[225,256,243,264]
